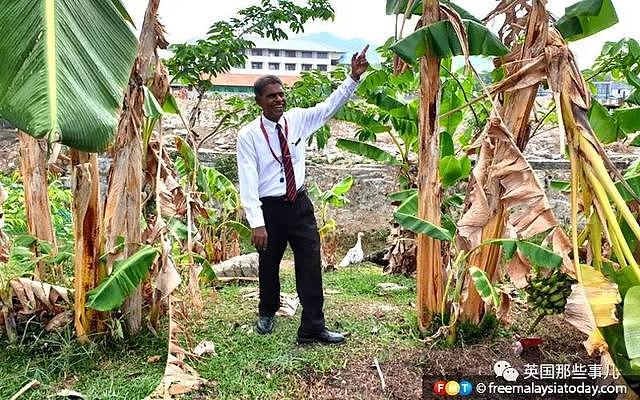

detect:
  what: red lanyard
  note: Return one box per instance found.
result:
[259,116,289,166]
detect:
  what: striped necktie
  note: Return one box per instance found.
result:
[276,124,297,203]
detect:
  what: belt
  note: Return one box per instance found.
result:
[259,187,307,203]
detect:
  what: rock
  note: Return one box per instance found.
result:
[375,282,408,294]
[214,253,259,277]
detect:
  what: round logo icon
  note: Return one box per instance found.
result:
[458,380,473,396]
[432,380,447,396]
[445,380,460,396]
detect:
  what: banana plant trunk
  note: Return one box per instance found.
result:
[18,131,57,280]
[460,4,545,323]
[102,0,162,335]
[416,0,444,332]
[70,150,104,342]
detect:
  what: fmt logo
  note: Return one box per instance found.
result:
[432,380,472,396]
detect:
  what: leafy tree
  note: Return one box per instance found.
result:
[164,0,335,128]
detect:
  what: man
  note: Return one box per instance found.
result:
[236,46,369,345]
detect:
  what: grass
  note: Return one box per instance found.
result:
[0,326,165,399]
[0,264,421,400]
[187,265,419,399]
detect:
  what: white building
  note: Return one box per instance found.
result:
[211,36,345,93]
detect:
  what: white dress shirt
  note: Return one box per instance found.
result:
[237,76,358,228]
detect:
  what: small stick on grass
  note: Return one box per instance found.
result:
[9,380,40,400]
[373,358,387,391]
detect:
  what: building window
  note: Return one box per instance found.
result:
[285,63,296,71]
[301,51,312,58]
[316,52,328,59]
[316,64,327,71]
[251,49,263,56]
[268,62,280,70]
[285,50,296,57]
[301,64,312,71]
[251,62,263,70]
[268,49,280,57]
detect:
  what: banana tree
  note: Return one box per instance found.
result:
[0,0,138,338]
[385,0,508,330]
[102,0,166,335]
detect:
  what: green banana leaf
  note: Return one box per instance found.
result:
[602,262,640,298]
[143,87,164,120]
[468,266,500,307]
[110,0,135,26]
[0,0,138,152]
[393,193,453,241]
[391,20,509,64]
[589,101,640,144]
[613,107,640,134]
[162,93,181,115]
[388,188,417,203]
[439,155,471,187]
[202,166,239,210]
[218,220,251,241]
[484,239,563,269]
[336,139,401,165]
[556,0,618,42]
[194,253,216,282]
[624,286,640,359]
[322,176,354,207]
[87,245,159,311]
[588,99,621,144]
[330,176,354,196]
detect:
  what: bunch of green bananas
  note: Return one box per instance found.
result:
[526,270,576,315]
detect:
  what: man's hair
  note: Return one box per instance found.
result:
[254,75,283,96]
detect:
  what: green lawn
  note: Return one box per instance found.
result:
[0,265,422,399]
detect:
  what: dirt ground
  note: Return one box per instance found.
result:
[297,302,623,400]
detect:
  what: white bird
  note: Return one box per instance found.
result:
[338,232,364,267]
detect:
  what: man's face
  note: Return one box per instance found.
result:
[256,83,286,122]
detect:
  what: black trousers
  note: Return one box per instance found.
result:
[258,190,325,335]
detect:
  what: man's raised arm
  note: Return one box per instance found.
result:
[295,45,370,136]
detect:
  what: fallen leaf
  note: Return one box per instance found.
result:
[193,341,216,357]
[147,355,161,364]
[54,389,86,399]
[45,311,73,332]
[276,294,299,317]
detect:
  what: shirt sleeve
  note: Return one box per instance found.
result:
[295,75,358,138]
[236,130,264,228]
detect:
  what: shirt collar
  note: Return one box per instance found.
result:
[260,114,285,131]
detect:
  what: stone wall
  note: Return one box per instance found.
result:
[197,151,627,235]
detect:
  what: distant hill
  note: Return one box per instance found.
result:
[299,32,383,65]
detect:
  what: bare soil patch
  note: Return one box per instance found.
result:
[296,301,615,400]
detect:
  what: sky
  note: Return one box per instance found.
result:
[123,0,640,69]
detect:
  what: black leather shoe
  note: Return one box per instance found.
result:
[256,316,274,334]
[297,329,346,345]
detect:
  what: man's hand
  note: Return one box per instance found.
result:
[252,226,268,252]
[350,45,369,81]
